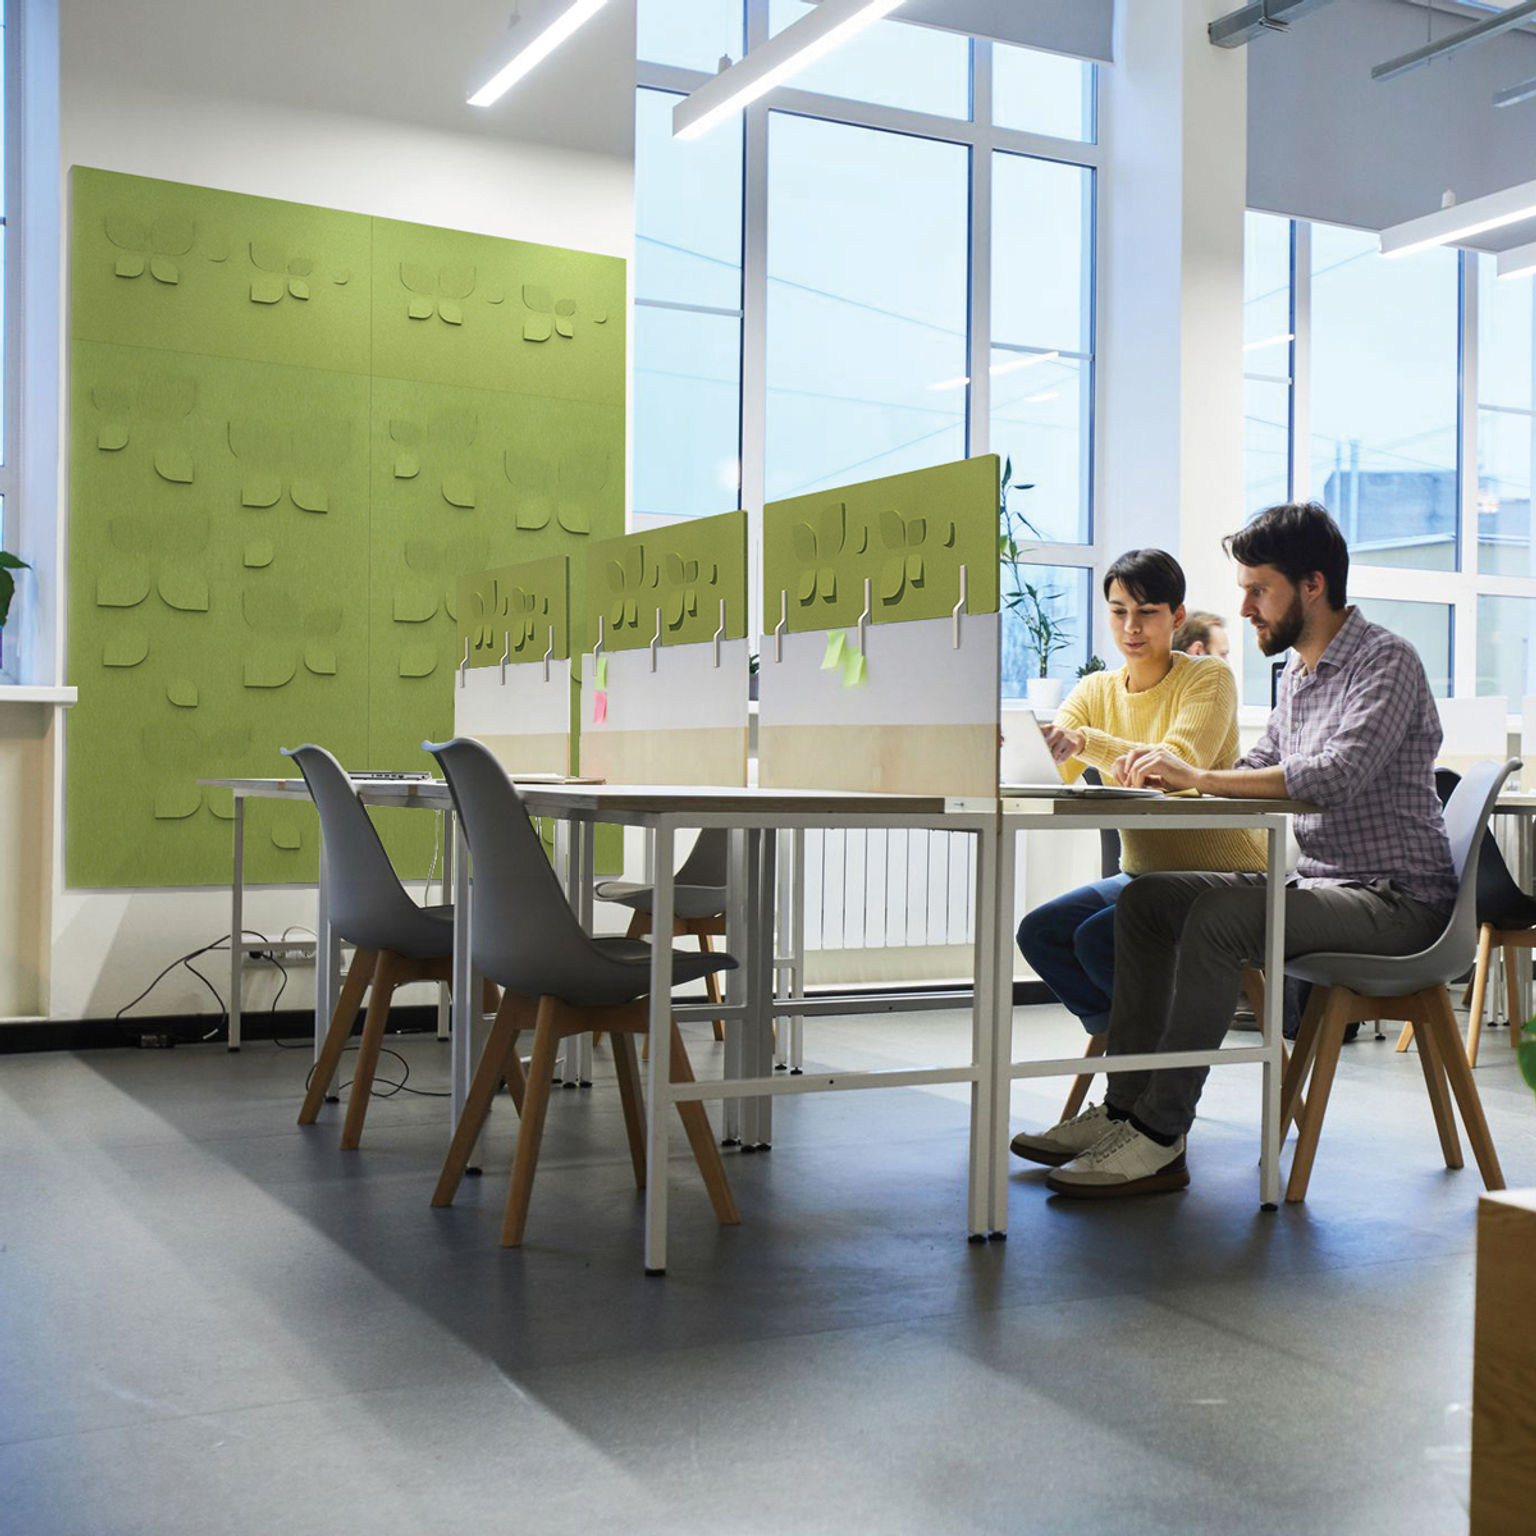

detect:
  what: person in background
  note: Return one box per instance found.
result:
[1173,609,1230,660]
[1015,502,1455,1198]
[1011,550,1264,1166]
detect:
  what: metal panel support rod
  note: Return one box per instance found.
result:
[1373,0,1536,83]
[1209,0,1334,49]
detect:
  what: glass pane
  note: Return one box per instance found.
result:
[765,114,968,499]
[1353,596,1453,697]
[1244,377,1290,516]
[1477,407,1534,577]
[633,307,742,521]
[991,153,1092,357]
[1241,624,1288,714]
[1478,254,1533,413]
[1309,224,1460,572]
[992,348,1088,545]
[637,0,744,72]
[1478,594,1536,699]
[1002,563,1092,699]
[767,0,970,119]
[1243,211,1291,363]
[635,89,743,310]
[993,42,1093,142]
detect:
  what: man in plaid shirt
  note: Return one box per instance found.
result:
[1011,502,1455,1197]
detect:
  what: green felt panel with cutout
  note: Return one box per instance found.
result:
[460,555,570,671]
[763,456,1001,633]
[67,168,625,887]
[584,511,749,653]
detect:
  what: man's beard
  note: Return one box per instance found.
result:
[1256,590,1305,656]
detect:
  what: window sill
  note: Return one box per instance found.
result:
[0,685,77,706]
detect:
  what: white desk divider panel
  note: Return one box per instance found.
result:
[1437,694,1508,779]
[455,555,572,775]
[1522,698,1536,789]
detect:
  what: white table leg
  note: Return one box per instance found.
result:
[967,820,997,1241]
[754,828,776,1147]
[740,828,764,1149]
[1259,820,1286,1210]
[229,795,244,1051]
[450,816,473,1136]
[577,818,595,1085]
[314,824,338,1066]
[790,826,806,1074]
[987,820,1016,1236]
[437,811,453,1041]
[774,829,791,1071]
[644,819,676,1274]
[722,828,747,1145]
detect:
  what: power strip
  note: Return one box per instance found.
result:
[244,941,318,965]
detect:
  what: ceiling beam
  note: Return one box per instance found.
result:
[1209,0,1336,49]
[1373,0,1536,82]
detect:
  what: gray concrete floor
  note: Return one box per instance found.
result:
[4,1003,1533,1536]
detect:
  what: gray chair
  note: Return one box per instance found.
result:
[284,745,498,1150]
[423,736,741,1248]
[1279,758,1517,1204]
[595,828,730,1044]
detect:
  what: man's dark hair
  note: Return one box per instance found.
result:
[1223,501,1349,610]
[1172,610,1225,652]
[1102,548,1186,610]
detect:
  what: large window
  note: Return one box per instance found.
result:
[635,0,1099,692]
[1242,215,1536,704]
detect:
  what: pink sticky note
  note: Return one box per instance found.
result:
[593,689,608,724]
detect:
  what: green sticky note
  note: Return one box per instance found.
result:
[820,630,846,670]
[595,654,608,689]
[843,649,867,688]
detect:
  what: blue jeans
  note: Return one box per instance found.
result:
[1016,874,1130,1035]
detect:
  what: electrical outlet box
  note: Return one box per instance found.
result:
[244,940,318,965]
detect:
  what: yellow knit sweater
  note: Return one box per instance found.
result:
[1056,653,1265,875]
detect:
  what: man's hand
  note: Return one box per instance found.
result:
[1113,744,1203,792]
[1043,725,1085,766]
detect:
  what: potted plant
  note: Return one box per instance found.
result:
[998,457,1074,708]
[1077,654,1107,679]
[0,550,27,671]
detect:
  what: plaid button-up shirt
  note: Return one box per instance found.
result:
[1238,606,1457,912]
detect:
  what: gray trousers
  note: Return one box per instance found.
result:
[1105,873,1448,1138]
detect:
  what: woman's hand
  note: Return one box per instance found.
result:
[1043,725,1085,765]
[1112,744,1201,791]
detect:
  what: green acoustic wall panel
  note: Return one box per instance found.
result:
[67,167,626,887]
[763,455,1001,633]
[460,556,571,671]
[371,217,626,406]
[585,511,749,653]
[72,167,374,378]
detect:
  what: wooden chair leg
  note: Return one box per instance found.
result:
[298,945,377,1124]
[1428,986,1505,1192]
[481,977,500,1016]
[1060,1032,1107,1122]
[501,1002,562,1247]
[1394,1021,1415,1054]
[1466,924,1494,1068]
[1504,940,1522,1043]
[1285,990,1352,1203]
[432,991,528,1208]
[610,1033,648,1189]
[1280,986,1327,1142]
[669,1019,740,1226]
[340,952,399,1150]
[698,931,726,1043]
[1408,994,1463,1171]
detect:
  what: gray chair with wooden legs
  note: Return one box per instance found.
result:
[594,828,730,1044]
[424,736,741,1248]
[1278,758,1518,1205]
[285,744,500,1150]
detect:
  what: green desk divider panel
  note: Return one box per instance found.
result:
[67,167,625,887]
[763,455,1001,634]
[460,555,570,671]
[585,510,749,653]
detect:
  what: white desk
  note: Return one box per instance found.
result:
[993,792,1316,1223]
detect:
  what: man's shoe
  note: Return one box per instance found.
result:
[1010,1102,1119,1168]
[1045,1121,1189,1198]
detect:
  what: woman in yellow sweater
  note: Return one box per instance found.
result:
[1015,549,1263,1045]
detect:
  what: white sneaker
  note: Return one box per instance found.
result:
[1009,1102,1119,1167]
[1045,1121,1189,1198]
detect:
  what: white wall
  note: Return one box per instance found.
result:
[41,72,634,1023]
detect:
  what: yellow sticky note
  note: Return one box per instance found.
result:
[595,654,608,689]
[820,630,846,670]
[843,650,867,688]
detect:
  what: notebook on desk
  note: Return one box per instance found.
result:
[1002,710,1163,798]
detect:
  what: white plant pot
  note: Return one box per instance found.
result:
[1026,676,1064,711]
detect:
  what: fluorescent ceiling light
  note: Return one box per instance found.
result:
[468,0,608,108]
[991,350,1060,376]
[1243,332,1293,353]
[927,375,970,392]
[1494,74,1536,110]
[1498,241,1536,281]
[1379,177,1536,259]
[1023,390,1060,405]
[674,0,908,140]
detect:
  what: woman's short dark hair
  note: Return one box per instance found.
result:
[1223,502,1349,610]
[1102,548,1186,610]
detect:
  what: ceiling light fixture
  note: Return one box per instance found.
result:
[991,350,1060,376]
[1242,332,1294,353]
[1378,178,1536,259]
[1023,390,1060,405]
[1497,241,1536,281]
[468,0,608,108]
[927,375,970,392]
[674,0,909,140]
[1495,75,1536,110]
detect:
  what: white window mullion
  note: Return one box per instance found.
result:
[1289,220,1311,504]
[1457,253,1479,697]
[966,40,992,461]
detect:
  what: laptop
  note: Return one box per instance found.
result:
[1002,709,1164,798]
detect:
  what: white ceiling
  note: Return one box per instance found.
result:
[60,0,638,159]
